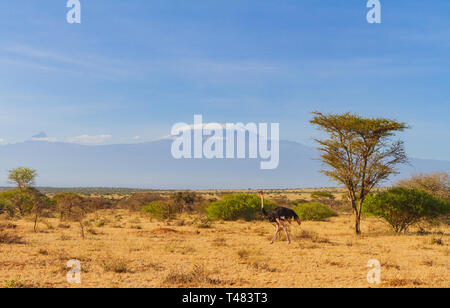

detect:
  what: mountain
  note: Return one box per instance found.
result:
[0,140,449,189]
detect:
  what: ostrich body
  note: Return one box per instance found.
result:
[259,191,301,244]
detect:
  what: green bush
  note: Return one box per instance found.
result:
[0,189,34,216]
[207,194,277,221]
[142,200,177,220]
[0,200,15,217]
[364,188,450,233]
[293,202,338,221]
[0,188,53,220]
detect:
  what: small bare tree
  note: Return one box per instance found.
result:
[397,172,449,200]
[27,188,54,232]
[310,112,409,234]
[54,193,88,239]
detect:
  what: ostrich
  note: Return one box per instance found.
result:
[259,191,301,244]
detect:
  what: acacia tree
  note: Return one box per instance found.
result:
[8,167,37,190]
[171,191,197,213]
[310,112,409,234]
[54,193,88,238]
[27,188,54,232]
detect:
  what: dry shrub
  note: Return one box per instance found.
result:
[3,279,28,288]
[397,172,450,200]
[249,260,277,272]
[173,219,185,226]
[193,218,213,229]
[0,222,17,229]
[294,230,334,244]
[236,248,276,272]
[211,237,227,247]
[325,259,344,267]
[387,279,424,287]
[294,230,318,240]
[170,191,208,213]
[59,234,71,241]
[118,192,163,211]
[381,261,400,270]
[101,258,131,273]
[421,259,434,267]
[152,227,178,233]
[95,219,108,227]
[129,217,141,224]
[246,256,277,272]
[164,242,196,255]
[237,248,251,259]
[87,228,104,235]
[37,248,49,255]
[84,197,114,211]
[430,237,445,246]
[0,231,25,244]
[142,200,178,220]
[163,265,222,286]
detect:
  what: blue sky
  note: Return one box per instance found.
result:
[0,0,449,160]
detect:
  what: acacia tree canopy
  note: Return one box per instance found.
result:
[310,112,409,234]
[8,167,37,190]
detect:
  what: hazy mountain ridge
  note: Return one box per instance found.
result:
[0,140,448,189]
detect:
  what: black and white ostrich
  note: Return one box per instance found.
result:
[259,191,301,244]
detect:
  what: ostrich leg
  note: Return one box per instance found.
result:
[280,222,291,244]
[271,222,280,244]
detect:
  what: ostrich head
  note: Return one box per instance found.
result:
[258,190,264,196]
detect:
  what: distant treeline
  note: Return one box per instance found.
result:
[0,187,153,195]
[0,187,346,195]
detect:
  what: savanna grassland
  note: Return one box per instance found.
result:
[0,190,448,288]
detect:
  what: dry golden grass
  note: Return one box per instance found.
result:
[0,209,448,288]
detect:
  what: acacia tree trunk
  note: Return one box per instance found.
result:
[79,221,85,239]
[356,197,366,235]
[34,213,39,232]
[18,204,25,216]
[355,215,361,234]
[351,199,362,235]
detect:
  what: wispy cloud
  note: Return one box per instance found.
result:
[2,44,139,79]
[32,134,113,145]
[32,137,59,142]
[66,134,113,145]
